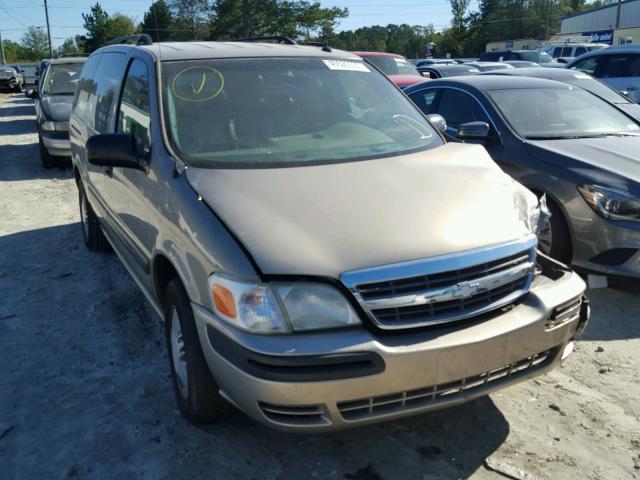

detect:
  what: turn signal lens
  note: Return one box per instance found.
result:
[212,284,237,319]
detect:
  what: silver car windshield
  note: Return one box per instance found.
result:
[42,63,83,95]
[489,87,640,139]
[161,58,440,168]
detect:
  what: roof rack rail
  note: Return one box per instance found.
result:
[238,35,297,45]
[105,34,153,46]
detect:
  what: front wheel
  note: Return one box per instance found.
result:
[538,198,571,264]
[164,278,230,424]
[78,185,110,252]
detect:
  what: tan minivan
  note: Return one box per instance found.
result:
[70,35,589,431]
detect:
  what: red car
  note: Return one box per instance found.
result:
[353,51,429,88]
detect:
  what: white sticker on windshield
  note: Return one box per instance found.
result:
[323,60,370,72]
[394,58,408,64]
[574,73,590,79]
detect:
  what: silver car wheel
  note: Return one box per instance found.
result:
[170,307,189,399]
[80,192,90,240]
[538,216,553,254]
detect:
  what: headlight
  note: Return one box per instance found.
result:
[42,120,68,131]
[208,274,361,334]
[578,184,640,222]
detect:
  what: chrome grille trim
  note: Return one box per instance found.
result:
[341,235,537,330]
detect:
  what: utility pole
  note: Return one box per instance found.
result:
[44,0,53,58]
[615,0,622,29]
[0,27,5,65]
[242,0,250,38]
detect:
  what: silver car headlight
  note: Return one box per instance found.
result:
[208,274,361,334]
[578,184,640,222]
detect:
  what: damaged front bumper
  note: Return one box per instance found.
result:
[194,254,588,432]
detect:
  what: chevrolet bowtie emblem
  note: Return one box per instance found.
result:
[450,281,482,299]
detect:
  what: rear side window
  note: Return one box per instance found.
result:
[73,54,101,123]
[92,52,128,133]
[117,59,151,153]
[561,47,573,57]
[599,54,640,78]
[575,47,587,56]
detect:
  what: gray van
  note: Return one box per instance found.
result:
[70,35,588,431]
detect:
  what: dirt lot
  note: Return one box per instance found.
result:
[0,92,639,479]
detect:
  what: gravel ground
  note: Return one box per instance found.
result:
[1,92,639,480]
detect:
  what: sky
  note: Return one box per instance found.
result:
[0,0,475,47]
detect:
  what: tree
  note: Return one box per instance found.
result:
[77,3,137,52]
[21,27,50,60]
[169,0,211,40]
[140,0,174,41]
[54,38,81,57]
[209,0,348,41]
[2,40,29,62]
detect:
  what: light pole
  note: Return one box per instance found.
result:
[0,27,5,65]
[44,0,53,58]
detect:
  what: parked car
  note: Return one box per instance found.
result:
[568,45,640,103]
[16,63,40,88]
[32,56,86,167]
[418,64,479,79]
[352,51,429,88]
[541,43,607,60]
[0,65,24,92]
[480,50,556,65]
[465,61,514,72]
[71,36,587,432]
[414,58,457,67]
[405,76,640,278]
[502,60,540,68]
[481,67,640,120]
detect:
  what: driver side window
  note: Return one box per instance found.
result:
[435,89,490,132]
[117,58,151,154]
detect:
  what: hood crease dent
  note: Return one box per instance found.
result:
[186,143,539,277]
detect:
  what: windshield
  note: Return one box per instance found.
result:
[564,72,630,104]
[42,63,83,95]
[161,58,441,168]
[364,56,421,76]
[489,87,640,139]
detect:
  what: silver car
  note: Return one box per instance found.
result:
[70,35,588,432]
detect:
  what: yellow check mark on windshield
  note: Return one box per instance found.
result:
[191,72,206,94]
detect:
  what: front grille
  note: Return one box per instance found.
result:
[338,349,555,422]
[341,236,537,330]
[371,276,528,325]
[259,402,329,426]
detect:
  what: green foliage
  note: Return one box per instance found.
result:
[2,40,29,63]
[53,38,81,57]
[209,0,348,41]
[169,0,211,40]
[328,24,437,58]
[77,3,137,52]
[20,27,50,60]
[140,0,175,42]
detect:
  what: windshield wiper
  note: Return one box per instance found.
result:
[43,92,74,96]
[526,134,620,140]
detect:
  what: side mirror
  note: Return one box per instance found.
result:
[29,90,39,99]
[87,133,144,171]
[427,114,447,133]
[457,121,490,140]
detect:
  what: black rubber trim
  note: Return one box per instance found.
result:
[207,326,385,382]
[589,248,637,266]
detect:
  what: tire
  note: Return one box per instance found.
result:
[164,278,229,424]
[78,185,110,252]
[39,132,59,168]
[538,198,572,264]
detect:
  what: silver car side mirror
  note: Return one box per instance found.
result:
[427,114,447,133]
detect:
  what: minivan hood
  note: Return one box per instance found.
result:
[525,136,640,188]
[186,143,536,277]
[39,94,73,122]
